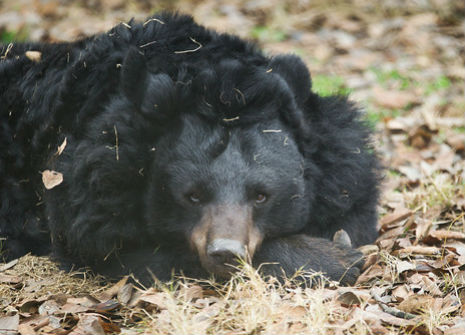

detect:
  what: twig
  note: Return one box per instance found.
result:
[233,88,246,105]
[370,289,416,320]
[143,18,165,26]
[1,43,13,59]
[174,37,202,54]
[223,116,240,122]
[140,40,157,48]
[114,125,119,161]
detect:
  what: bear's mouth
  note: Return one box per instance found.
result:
[189,204,263,277]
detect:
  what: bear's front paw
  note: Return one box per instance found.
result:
[253,232,365,286]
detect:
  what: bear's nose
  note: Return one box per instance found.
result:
[207,239,246,265]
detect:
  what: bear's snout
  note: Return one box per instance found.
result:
[207,238,246,265]
[190,204,263,277]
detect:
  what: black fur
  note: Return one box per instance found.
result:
[0,13,380,285]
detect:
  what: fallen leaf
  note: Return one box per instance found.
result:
[42,170,63,190]
[397,295,435,314]
[408,125,434,149]
[0,315,19,335]
[445,322,465,335]
[0,259,18,272]
[25,50,42,62]
[396,246,441,256]
[179,284,203,302]
[415,218,432,243]
[365,304,417,327]
[137,289,170,310]
[373,87,419,109]
[396,260,417,273]
[99,276,128,301]
[397,166,421,183]
[337,291,361,306]
[0,274,22,284]
[117,283,133,305]
[392,285,409,302]
[358,244,379,255]
[38,300,61,315]
[447,133,465,152]
[429,230,465,241]
[380,207,412,229]
[92,299,120,313]
[69,314,105,335]
[18,315,50,335]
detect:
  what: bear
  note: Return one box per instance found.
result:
[0,12,380,286]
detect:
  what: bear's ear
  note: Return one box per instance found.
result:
[269,55,312,105]
[121,47,149,107]
[121,47,177,120]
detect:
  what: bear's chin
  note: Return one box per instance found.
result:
[199,259,240,279]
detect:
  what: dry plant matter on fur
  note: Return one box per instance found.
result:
[1,0,464,334]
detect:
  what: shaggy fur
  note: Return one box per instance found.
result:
[0,13,380,285]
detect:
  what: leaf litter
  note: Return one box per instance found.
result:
[1,0,465,334]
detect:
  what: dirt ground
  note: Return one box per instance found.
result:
[1,0,465,334]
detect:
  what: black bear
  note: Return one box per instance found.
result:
[0,13,380,285]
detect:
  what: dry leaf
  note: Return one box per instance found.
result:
[373,87,418,109]
[415,218,432,243]
[380,208,412,228]
[447,133,465,152]
[429,230,465,241]
[0,259,18,272]
[358,244,379,255]
[397,245,440,256]
[137,289,170,310]
[337,291,361,306]
[42,170,63,189]
[397,166,421,183]
[0,315,19,335]
[445,322,465,335]
[179,284,203,302]
[397,295,435,314]
[18,315,50,335]
[408,125,434,149]
[25,50,42,62]
[117,283,133,305]
[99,276,128,301]
[0,274,22,284]
[69,314,105,335]
[92,299,120,313]
[392,285,409,302]
[396,260,416,273]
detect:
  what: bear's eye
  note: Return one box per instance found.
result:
[187,191,202,204]
[255,193,267,204]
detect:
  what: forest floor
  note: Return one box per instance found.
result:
[1,0,465,334]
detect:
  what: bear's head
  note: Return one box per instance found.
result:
[120,47,317,277]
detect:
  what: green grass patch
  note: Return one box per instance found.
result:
[424,75,451,95]
[371,68,412,90]
[364,107,401,130]
[0,29,29,43]
[250,26,286,43]
[312,74,351,97]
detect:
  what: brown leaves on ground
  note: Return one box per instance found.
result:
[1,0,465,334]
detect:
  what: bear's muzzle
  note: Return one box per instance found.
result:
[190,204,263,277]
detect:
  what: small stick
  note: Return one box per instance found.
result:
[143,18,165,26]
[174,37,202,54]
[140,40,157,48]
[370,289,416,320]
[114,125,119,161]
